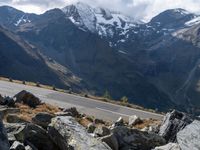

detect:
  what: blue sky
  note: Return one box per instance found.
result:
[0,0,200,21]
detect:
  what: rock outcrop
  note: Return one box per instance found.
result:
[177,120,200,150]
[112,126,166,150]
[48,116,111,150]
[159,110,193,142]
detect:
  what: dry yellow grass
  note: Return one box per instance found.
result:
[15,103,60,122]
[133,118,161,129]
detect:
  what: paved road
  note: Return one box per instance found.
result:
[0,80,163,122]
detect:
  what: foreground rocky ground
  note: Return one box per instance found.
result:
[0,91,200,150]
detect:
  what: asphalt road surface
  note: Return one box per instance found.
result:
[0,80,163,122]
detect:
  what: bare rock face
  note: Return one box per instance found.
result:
[48,116,111,150]
[14,91,41,108]
[112,126,166,150]
[159,110,193,142]
[0,120,10,150]
[177,120,200,150]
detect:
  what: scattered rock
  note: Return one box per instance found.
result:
[87,123,96,133]
[0,120,10,150]
[24,124,59,150]
[100,134,119,150]
[10,141,25,150]
[5,123,26,143]
[159,110,193,142]
[7,114,27,124]
[0,108,20,119]
[14,91,41,108]
[112,126,166,150]
[0,96,15,107]
[129,115,142,126]
[177,120,200,150]
[94,126,110,137]
[112,117,124,127]
[32,112,54,128]
[55,112,72,117]
[94,118,105,124]
[63,107,80,118]
[154,143,181,150]
[49,116,111,150]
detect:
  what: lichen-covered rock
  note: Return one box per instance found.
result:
[5,123,26,143]
[87,123,96,133]
[0,120,10,150]
[159,110,193,142]
[177,120,200,150]
[14,91,41,108]
[112,126,166,150]
[49,116,111,150]
[32,112,54,128]
[154,143,181,150]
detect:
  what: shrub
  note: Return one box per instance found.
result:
[9,78,13,82]
[52,86,56,90]
[121,96,129,103]
[103,90,112,100]
[36,82,40,87]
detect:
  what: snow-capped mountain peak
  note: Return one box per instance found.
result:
[62,2,142,40]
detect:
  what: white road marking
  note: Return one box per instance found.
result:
[96,107,130,117]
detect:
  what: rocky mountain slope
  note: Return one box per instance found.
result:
[1,3,200,114]
[0,25,84,91]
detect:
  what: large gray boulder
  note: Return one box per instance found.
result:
[177,120,200,150]
[159,110,193,142]
[0,120,10,150]
[154,143,181,150]
[112,126,166,150]
[48,116,111,150]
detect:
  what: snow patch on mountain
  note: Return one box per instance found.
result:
[185,16,200,26]
[14,15,31,26]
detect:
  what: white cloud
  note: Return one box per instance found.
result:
[0,0,200,21]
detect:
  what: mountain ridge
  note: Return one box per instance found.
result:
[1,3,200,114]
